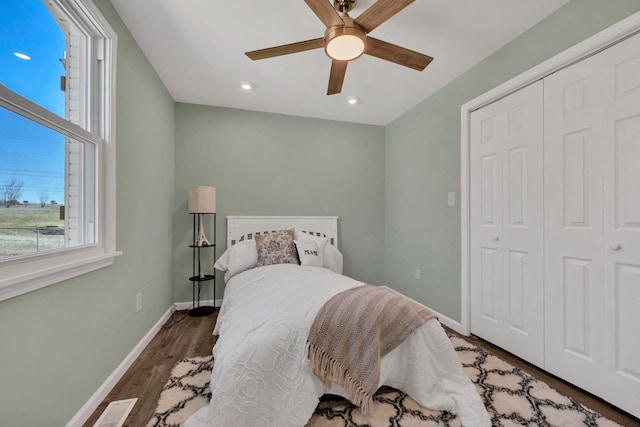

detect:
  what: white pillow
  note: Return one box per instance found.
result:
[295,229,342,274]
[294,240,323,267]
[323,241,343,275]
[214,239,258,281]
[294,229,328,247]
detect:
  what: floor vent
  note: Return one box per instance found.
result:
[93,398,138,427]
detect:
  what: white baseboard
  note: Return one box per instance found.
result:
[173,298,222,311]
[380,286,467,336]
[66,305,176,427]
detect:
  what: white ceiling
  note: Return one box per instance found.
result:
[110,0,569,126]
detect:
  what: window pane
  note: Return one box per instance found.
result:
[0,0,115,300]
[0,106,96,259]
[0,0,66,117]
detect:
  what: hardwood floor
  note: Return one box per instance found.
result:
[83,310,217,427]
[84,310,639,426]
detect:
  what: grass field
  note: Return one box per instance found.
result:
[0,205,65,258]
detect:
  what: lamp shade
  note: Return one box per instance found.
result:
[188,186,216,213]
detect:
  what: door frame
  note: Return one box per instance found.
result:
[459,12,640,335]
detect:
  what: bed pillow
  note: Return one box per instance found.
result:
[294,229,328,246]
[295,231,328,262]
[323,242,343,274]
[294,240,324,267]
[255,229,299,267]
[295,229,343,274]
[214,239,258,281]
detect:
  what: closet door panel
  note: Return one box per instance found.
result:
[613,264,640,374]
[612,117,640,228]
[471,81,544,366]
[479,247,500,322]
[471,106,505,343]
[502,82,544,366]
[601,32,640,415]
[544,52,605,392]
[562,131,592,228]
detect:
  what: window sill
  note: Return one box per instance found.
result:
[0,249,122,302]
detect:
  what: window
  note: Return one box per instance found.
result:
[0,0,119,301]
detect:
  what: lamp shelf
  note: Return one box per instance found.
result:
[187,199,217,317]
[189,274,215,282]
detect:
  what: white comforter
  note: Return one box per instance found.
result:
[185,264,490,427]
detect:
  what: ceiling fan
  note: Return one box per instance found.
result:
[245,0,434,95]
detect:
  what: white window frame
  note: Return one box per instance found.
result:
[0,0,120,302]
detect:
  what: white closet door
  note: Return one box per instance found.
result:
[470,81,544,366]
[544,49,606,393]
[545,31,640,417]
[601,32,640,416]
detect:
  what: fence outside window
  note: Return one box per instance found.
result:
[0,227,65,259]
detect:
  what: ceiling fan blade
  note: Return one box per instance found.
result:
[245,38,325,60]
[354,0,414,33]
[305,0,344,28]
[364,37,433,71]
[327,60,348,95]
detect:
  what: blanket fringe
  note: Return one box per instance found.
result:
[308,343,373,413]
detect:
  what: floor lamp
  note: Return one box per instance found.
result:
[187,186,216,317]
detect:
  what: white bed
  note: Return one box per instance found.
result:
[185,216,489,427]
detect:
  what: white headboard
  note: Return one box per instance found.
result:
[227,216,338,248]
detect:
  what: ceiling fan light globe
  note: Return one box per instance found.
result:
[324,26,366,61]
[326,35,365,60]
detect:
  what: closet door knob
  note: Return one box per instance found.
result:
[610,243,622,251]
[493,236,500,242]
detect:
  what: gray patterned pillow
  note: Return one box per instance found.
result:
[255,229,299,267]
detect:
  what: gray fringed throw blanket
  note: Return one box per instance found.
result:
[307,285,437,413]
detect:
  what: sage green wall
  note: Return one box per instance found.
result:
[384,0,640,321]
[3,1,638,424]
[0,2,176,425]
[174,104,385,303]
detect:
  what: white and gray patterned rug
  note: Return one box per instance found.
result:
[146,356,213,427]
[147,336,622,426]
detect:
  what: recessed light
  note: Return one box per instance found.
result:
[13,52,31,60]
[240,81,255,91]
[347,96,360,105]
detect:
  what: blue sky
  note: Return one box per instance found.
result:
[0,0,66,204]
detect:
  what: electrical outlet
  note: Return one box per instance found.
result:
[136,292,142,312]
[414,269,420,280]
[448,192,456,206]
